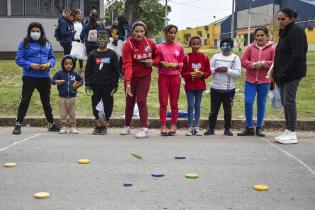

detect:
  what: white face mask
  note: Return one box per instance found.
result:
[30,32,41,41]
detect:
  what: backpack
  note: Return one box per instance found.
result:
[87,29,98,42]
[54,25,61,41]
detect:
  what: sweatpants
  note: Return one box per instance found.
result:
[16,76,54,123]
[208,88,235,130]
[91,84,114,121]
[58,97,76,127]
[186,90,203,128]
[125,75,151,128]
[244,82,270,128]
[279,79,300,132]
[158,74,181,126]
[61,43,72,55]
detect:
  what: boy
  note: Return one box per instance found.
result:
[204,37,241,136]
[85,30,119,135]
[51,55,84,134]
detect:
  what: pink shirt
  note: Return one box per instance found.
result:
[157,41,184,76]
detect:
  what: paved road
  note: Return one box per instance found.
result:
[0,127,315,210]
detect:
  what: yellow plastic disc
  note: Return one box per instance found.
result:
[3,163,17,168]
[78,159,90,164]
[185,173,199,179]
[254,185,269,191]
[34,192,50,199]
[130,153,142,160]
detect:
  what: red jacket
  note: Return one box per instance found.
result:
[181,52,211,91]
[122,37,159,85]
[241,41,275,84]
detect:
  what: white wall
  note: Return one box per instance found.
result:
[0,17,63,52]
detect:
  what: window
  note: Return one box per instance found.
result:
[11,0,24,16]
[25,0,38,16]
[39,0,52,16]
[197,31,202,37]
[68,0,80,10]
[207,33,210,39]
[0,0,7,16]
[52,0,66,16]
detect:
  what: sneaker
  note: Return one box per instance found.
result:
[120,126,131,135]
[274,129,289,143]
[204,128,215,135]
[12,122,22,135]
[194,127,203,136]
[92,127,101,135]
[48,122,61,132]
[256,127,265,137]
[160,126,168,136]
[224,129,233,136]
[168,125,176,136]
[278,131,298,144]
[99,126,107,135]
[59,127,67,134]
[135,128,149,139]
[237,127,255,136]
[70,127,79,134]
[185,127,193,136]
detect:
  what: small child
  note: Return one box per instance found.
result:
[51,55,84,134]
[181,36,211,136]
[204,37,241,136]
[85,30,119,135]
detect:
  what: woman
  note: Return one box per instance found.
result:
[157,24,184,136]
[120,21,159,138]
[73,9,84,74]
[273,8,308,144]
[238,27,275,137]
[58,8,75,55]
[12,22,60,134]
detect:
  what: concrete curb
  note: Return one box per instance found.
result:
[1,118,315,130]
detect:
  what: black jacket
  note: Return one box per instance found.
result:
[85,49,119,88]
[273,23,308,85]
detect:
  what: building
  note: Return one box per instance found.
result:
[0,0,104,53]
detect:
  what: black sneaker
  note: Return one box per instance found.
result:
[99,126,107,135]
[92,127,101,135]
[256,127,266,137]
[224,129,233,136]
[12,123,22,135]
[237,127,255,136]
[48,122,61,132]
[204,128,215,135]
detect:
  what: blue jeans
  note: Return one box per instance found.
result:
[186,90,203,128]
[244,81,270,128]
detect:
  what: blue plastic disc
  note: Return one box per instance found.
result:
[175,156,186,159]
[151,172,164,177]
[123,181,133,187]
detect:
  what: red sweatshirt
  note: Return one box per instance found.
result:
[181,52,211,91]
[241,41,275,84]
[122,37,159,85]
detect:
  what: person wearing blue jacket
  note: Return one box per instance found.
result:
[52,55,83,134]
[13,22,59,135]
[58,8,75,55]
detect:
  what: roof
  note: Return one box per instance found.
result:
[299,0,315,5]
[211,15,231,25]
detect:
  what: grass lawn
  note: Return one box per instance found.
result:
[0,49,314,120]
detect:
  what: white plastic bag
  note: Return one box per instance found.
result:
[269,84,283,109]
[70,41,87,60]
[96,99,106,120]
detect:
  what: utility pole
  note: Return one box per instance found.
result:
[231,0,235,39]
[248,0,255,45]
[164,0,168,26]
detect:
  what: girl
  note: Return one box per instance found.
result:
[58,8,75,55]
[238,27,275,137]
[181,36,211,136]
[73,9,84,74]
[13,22,59,134]
[157,24,184,136]
[120,21,159,138]
[273,8,308,144]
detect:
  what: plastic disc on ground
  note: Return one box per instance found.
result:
[151,171,165,177]
[130,153,142,159]
[78,159,90,164]
[123,181,133,187]
[175,156,186,159]
[254,185,269,191]
[3,163,17,168]
[185,173,199,179]
[34,192,50,199]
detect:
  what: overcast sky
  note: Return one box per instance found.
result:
[162,0,233,30]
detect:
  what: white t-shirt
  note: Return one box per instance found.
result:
[74,21,83,41]
[210,52,241,90]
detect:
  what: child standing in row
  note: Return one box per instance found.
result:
[181,36,211,136]
[204,38,241,136]
[52,55,84,134]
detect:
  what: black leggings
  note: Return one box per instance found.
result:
[91,84,114,121]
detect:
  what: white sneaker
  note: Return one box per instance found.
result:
[59,127,67,134]
[185,127,193,136]
[135,128,149,139]
[278,131,298,144]
[120,126,131,135]
[70,127,79,134]
[194,127,203,136]
[274,129,289,142]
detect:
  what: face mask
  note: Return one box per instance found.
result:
[221,42,232,53]
[30,32,41,41]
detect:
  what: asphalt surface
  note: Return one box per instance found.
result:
[0,127,315,210]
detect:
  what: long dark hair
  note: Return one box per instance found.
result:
[117,15,128,28]
[278,8,298,20]
[23,22,47,48]
[89,14,98,30]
